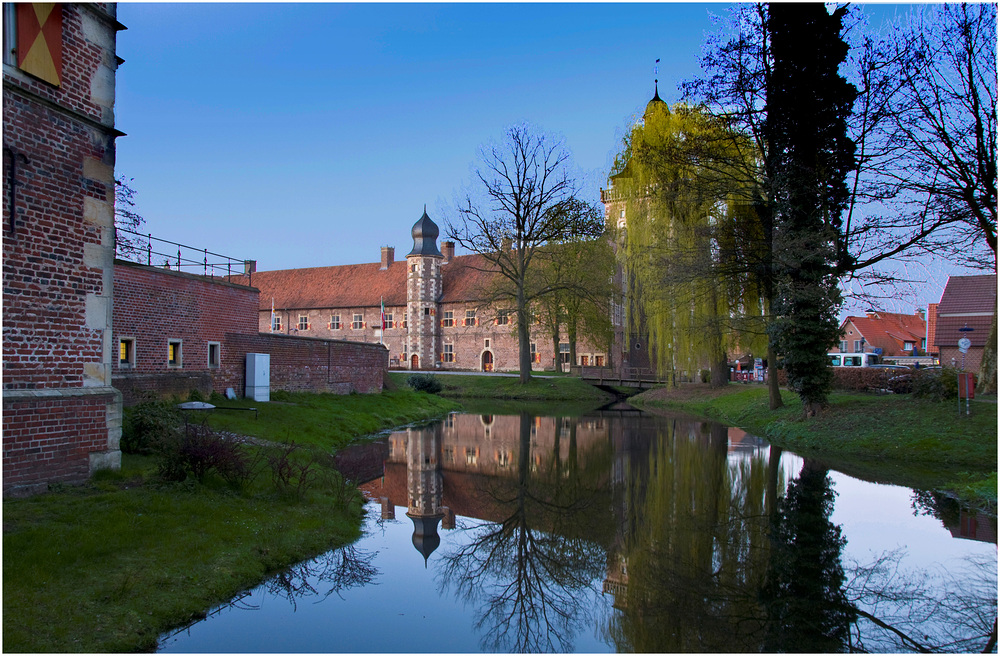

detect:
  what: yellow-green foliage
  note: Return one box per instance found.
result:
[614,104,768,377]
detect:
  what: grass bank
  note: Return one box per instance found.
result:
[199,388,460,448]
[632,384,997,508]
[3,388,457,653]
[388,371,613,404]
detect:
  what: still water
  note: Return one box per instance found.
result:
[158,408,997,653]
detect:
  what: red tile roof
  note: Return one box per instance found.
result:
[232,253,502,312]
[937,274,997,314]
[840,311,926,356]
[934,275,996,348]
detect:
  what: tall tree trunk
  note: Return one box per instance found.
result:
[977,300,997,394]
[767,341,783,410]
[517,283,532,384]
[568,316,578,370]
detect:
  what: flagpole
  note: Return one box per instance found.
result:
[380,296,384,346]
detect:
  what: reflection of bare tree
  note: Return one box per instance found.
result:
[846,549,998,653]
[262,545,379,611]
[437,412,613,652]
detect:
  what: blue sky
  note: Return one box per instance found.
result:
[115,2,948,316]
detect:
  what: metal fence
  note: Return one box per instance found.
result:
[115,227,252,285]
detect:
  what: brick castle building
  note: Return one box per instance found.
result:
[3,4,125,494]
[244,210,612,373]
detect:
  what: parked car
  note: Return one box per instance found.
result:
[829,352,883,367]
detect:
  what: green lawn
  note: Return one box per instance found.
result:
[197,388,459,449]
[3,455,362,653]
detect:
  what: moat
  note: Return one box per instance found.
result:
[158,408,997,653]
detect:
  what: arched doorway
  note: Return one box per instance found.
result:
[410,354,419,370]
[481,350,493,372]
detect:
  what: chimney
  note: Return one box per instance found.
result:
[244,260,256,274]
[916,307,925,320]
[442,240,455,262]
[380,246,394,270]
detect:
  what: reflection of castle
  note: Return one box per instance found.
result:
[360,413,612,562]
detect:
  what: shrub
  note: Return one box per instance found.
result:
[155,420,260,489]
[406,374,442,394]
[911,368,961,401]
[121,402,183,455]
[831,368,898,393]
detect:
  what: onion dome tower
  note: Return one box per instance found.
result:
[405,207,443,370]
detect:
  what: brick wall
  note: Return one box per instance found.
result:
[220,334,388,395]
[3,389,122,495]
[113,261,258,369]
[3,4,123,495]
[114,262,387,401]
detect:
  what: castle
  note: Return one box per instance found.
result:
[246,210,614,373]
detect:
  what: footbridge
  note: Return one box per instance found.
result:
[578,366,667,393]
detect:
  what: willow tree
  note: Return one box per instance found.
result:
[613,102,769,387]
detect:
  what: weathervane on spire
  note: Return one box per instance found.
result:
[654,58,660,92]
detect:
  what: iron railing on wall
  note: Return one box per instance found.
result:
[115,227,253,286]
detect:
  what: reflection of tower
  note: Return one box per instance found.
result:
[405,209,443,370]
[405,423,445,565]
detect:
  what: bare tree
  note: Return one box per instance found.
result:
[447,125,604,383]
[114,175,149,261]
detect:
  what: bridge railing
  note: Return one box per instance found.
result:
[115,227,254,285]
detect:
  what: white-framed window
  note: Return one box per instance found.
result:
[207,342,221,369]
[484,338,490,348]
[442,343,454,362]
[853,340,862,353]
[465,309,477,326]
[496,310,510,325]
[298,315,309,331]
[384,312,394,328]
[353,313,364,329]
[903,341,914,351]
[442,310,454,327]
[839,340,848,352]
[167,339,183,368]
[465,447,478,466]
[119,337,136,369]
[559,343,570,364]
[530,342,540,364]
[330,314,341,330]
[272,315,282,331]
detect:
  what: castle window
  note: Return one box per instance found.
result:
[442,343,454,362]
[207,342,221,369]
[559,343,570,365]
[352,314,364,330]
[595,354,605,367]
[580,355,589,366]
[168,339,183,368]
[272,315,282,331]
[442,310,454,327]
[119,337,135,369]
[530,342,540,364]
[298,315,309,331]
[484,338,490,348]
[496,310,510,325]
[465,309,477,326]
[465,448,478,466]
[384,312,393,328]
[424,307,431,316]
[330,314,341,330]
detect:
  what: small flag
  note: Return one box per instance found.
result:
[380,297,386,330]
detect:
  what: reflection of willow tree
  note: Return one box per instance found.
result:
[762,460,855,652]
[437,412,615,652]
[604,419,778,652]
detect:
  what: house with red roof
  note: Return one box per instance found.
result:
[241,211,609,373]
[833,310,929,362]
[931,274,996,374]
